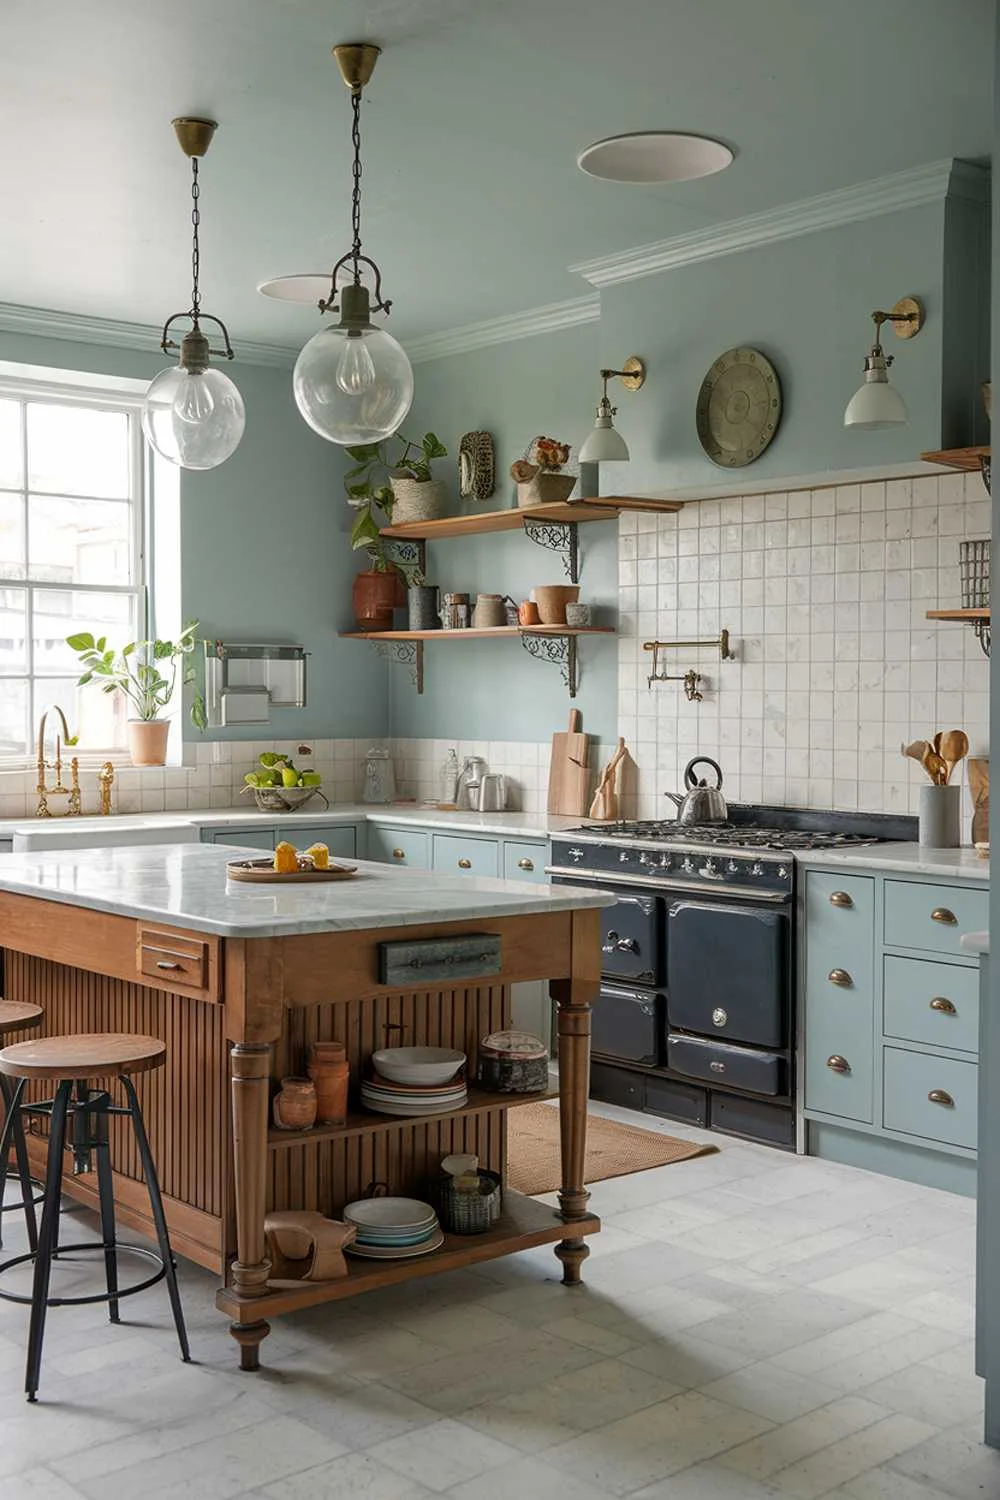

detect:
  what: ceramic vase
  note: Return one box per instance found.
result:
[127,719,170,767]
[352,570,399,632]
[307,1041,350,1125]
[272,1077,318,1131]
[918,784,961,848]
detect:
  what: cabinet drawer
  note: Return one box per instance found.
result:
[883,955,979,1055]
[284,824,358,859]
[803,871,875,1123]
[207,826,276,851]
[137,927,217,999]
[883,1046,978,1150]
[432,833,499,878]
[804,871,876,966]
[368,825,430,868]
[503,840,547,883]
[884,880,988,957]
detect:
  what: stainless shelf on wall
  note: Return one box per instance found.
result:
[338,626,615,698]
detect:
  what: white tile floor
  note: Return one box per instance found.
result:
[0,1103,996,1500]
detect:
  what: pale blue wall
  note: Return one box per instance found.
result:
[390,322,619,746]
[0,328,389,741]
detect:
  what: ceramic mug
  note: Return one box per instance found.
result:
[564,602,590,627]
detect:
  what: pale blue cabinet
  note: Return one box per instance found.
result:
[883,954,979,1055]
[802,872,876,1123]
[203,823,359,857]
[884,880,988,957]
[432,833,500,878]
[366,824,430,868]
[503,840,547,883]
[204,826,276,852]
[883,1047,978,1150]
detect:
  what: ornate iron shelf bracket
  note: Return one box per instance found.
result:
[384,538,427,579]
[368,639,424,692]
[521,518,579,584]
[974,618,991,658]
[519,631,578,697]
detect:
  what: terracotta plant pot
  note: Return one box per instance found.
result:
[516,472,576,509]
[352,569,399,632]
[127,719,170,767]
[307,1041,350,1126]
[533,584,580,625]
[390,477,447,525]
[272,1077,318,1132]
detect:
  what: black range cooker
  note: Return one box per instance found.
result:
[548,805,915,1150]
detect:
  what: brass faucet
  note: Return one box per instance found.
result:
[35,705,82,818]
[97,761,115,816]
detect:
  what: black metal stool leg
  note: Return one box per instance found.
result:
[120,1075,190,1362]
[25,1079,71,1402]
[92,1093,119,1323]
[0,1074,36,1252]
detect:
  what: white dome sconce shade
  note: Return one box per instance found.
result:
[843,296,924,430]
[142,118,246,472]
[579,357,646,463]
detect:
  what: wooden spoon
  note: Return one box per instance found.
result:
[940,728,969,785]
[902,739,931,770]
[922,744,948,786]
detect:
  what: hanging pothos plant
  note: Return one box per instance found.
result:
[342,432,446,574]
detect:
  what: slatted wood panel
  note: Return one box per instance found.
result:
[2,950,229,1224]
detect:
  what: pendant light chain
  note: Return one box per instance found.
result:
[349,88,363,283]
[190,156,202,324]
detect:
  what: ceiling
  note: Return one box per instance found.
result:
[0,0,993,350]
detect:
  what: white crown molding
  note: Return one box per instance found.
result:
[0,302,295,368]
[406,295,600,364]
[570,158,989,289]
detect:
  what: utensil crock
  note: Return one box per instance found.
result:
[918,784,961,848]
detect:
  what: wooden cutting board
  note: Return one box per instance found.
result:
[547,709,591,816]
[968,757,989,846]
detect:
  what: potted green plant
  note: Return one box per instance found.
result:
[343,433,446,630]
[510,434,576,509]
[67,622,206,766]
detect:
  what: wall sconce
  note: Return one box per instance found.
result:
[579,357,646,462]
[843,296,924,429]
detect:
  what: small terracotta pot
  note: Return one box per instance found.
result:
[307,1041,350,1126]
[272,1077,317,1131]
[518,600,541,626]
[127,719,170,767]
[352,569,399,632]
[533,584,580,625]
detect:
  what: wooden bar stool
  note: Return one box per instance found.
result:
[0,1032,191,1401]
[0,1001,45,1252]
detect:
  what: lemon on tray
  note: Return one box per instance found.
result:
[306,843,330,870]
[273,841,299,874]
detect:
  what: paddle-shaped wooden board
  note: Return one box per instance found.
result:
[547,709,591,816]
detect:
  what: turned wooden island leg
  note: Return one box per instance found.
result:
[229,1043,272,1369]
[551,908,600,1286]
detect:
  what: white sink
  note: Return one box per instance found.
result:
[13,821,200,852]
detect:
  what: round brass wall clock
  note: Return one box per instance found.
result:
[695,347,782,467]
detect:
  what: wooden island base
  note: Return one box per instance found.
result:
[0,886,603,1372]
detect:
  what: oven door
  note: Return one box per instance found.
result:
[666,899,788,1048]
[593,983,663,1067]
[547,871,663,985]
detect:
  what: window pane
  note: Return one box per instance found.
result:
[0,588,27,672]
[0,492,25,580]
[28,494,132,584]
[27,402,130,500]
[0,679,28,756]
[33,587,136,680]
[32,673,126,754]
[0,400,22,489]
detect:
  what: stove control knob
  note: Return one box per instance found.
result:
[699,858,722,880]
[682,856,695,874]
[568,847,585,862]
[751,861,764,877]
[778,865,789,880]
[619,851,631,863]
[727,860,739,874]
[659,853,672,870]
[638,852,649,865]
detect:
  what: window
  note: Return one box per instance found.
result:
[0,380,145,759]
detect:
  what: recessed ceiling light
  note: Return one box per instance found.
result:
[258,275,332,303]
[577,132,733,184]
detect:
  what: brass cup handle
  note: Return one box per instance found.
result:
[458,858,472,869]
[928,1089,955,1107]
[929,996,957,1015]
[826,1055,851,1074]
[931,908,957,925]
[828,968,853,988]
[829,891,854,909]
[518,858,534,871]
[392,848,405,860]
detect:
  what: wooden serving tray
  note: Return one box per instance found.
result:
[226,859,359,884]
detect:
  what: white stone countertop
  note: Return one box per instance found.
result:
[793,842,990,882]
[961,931,990,956]
[0,843,614,937]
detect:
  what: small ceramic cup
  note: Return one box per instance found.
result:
[518,600,541,626]
[564,602,590,627]
[441,1153,479,1177]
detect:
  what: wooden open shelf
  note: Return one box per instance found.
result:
[380,496,683,540]
[339,626,614,643]
[268,1087,557,1149]
[926,608,990,621]
[921,446,990,473]
[217,1189,600,1319]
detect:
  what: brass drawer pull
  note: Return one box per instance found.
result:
[156,960,182,972]
[829,891,854,909]
[931,908,957,925]
[458,858,472,869]
[826,1055,851,1074]
[928,1089,955,1107]
[828,968,853,988]
[929,996,957,1016]
[392,848,405,860]
[518,858,534,871]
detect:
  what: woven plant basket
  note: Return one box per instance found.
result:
[390,477,447,524]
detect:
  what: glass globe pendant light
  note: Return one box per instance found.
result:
[293,44,414,446]
[142,118,245,471]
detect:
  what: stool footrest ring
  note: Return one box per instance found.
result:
[0,1241,169,1308]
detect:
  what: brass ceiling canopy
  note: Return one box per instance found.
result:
[171,117,218,158]
[332,43,381,93]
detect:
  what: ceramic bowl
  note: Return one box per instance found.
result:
[371,1046,466,1086]
[533,584,580,625]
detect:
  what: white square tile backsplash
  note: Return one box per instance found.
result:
[616,471,991,820]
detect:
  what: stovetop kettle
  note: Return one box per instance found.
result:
[665,756,728,824]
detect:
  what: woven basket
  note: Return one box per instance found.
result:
[390,478,447,524]
[438,1169,502,1234]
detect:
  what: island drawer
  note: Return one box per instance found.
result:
[883,954,979,1055]
[884,881,988,958]
[137,927,218,999]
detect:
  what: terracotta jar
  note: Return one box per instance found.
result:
[352,569,400,632]
[272,1077,317,1132]
[307,1042,350,1125]
[127,719,170,767]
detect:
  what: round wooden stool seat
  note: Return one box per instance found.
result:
[0,1033,166,1082]
[0,1002,43,1035]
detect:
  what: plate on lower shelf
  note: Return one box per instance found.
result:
[345,1227,445,1260]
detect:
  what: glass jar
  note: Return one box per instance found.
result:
[362,746,396,805]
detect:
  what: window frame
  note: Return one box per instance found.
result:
[0,368,149,766]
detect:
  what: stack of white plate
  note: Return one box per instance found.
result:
[344,1196,444,1259]
[361,1074,468,1116]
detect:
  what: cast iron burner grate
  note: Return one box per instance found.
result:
[593,821,880,852]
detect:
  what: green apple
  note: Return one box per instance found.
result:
[281,768,300,787]
[300,772,322,787]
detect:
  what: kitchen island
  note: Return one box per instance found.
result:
[0,844,612,1370]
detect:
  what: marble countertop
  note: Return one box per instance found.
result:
[794,843,990,882]
[0,843,614,937]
